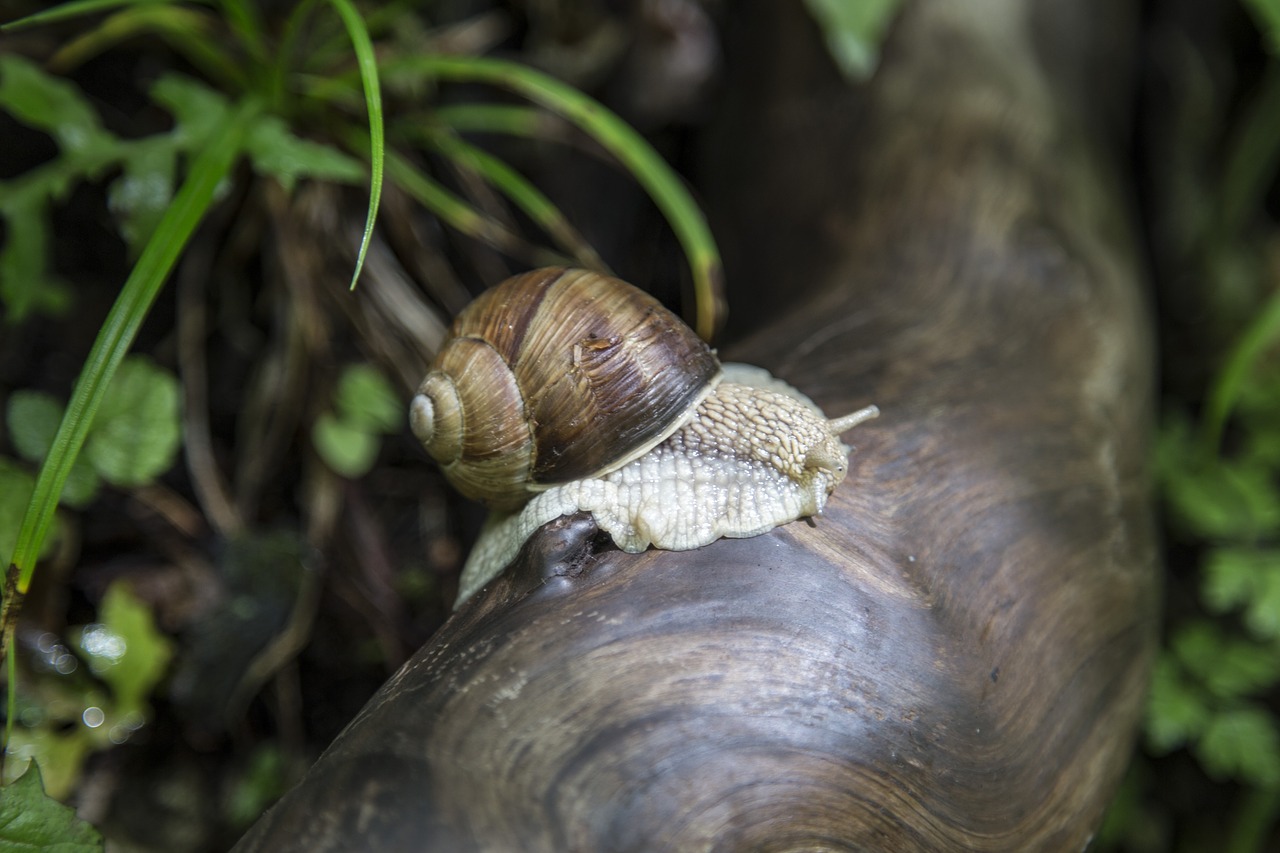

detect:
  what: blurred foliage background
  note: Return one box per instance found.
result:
[1,0,1279,850]
[1097,2,1280,850]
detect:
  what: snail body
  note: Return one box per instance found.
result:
[410,268,878,606]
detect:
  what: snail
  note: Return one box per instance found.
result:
[410,268,879,606]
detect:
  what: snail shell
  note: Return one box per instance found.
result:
[409,268,879,606]
[410,268,721,511]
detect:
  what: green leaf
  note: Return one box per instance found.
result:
[0,762,103,851]
[1206,642,1280,700]
[334,365,401,434]
[325,0,383,290]
[71,580,172,716]
[107,140,176,254]
[7,95,259,596]
[381,149,558,266]
[1172,620,1280,699]
[1243,0,1280,53]
[148,73,230,149]
[1145,654,1211,752]
[1238,358,1280,419]
[7,392,65,464]
[0,459,53,568]
[1204,547,1280,639]
[46,4,239,90]
[1,0,173,33]
[1172,622,1224,678]
[245,116,365,192]
[218,0,268,65]
[0,54,116,159]
[3,725,97,803]
[377,55,722,339]
[5,392,99,507]
[225,744,289,828]
[1159,429,1280,539]
[802,0,905,81]
[1197,706,1280,787]
[313,413,379,479]
[1156,410,1275,541]
[55,460,102,510]
[430,104,552,137]
[0,192,72,321]
[84,356,182,488]
[424,129,607,270]
[1201,286,1280,451]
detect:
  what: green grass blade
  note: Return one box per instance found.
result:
[1244,0,1280,52]
[802,0,904,81]
[380,55,724,339]
[47,5,245,90]
[271,0,320,109]
[1218,61,1280,240]
[217,0,267,65]
[3,99,256,741]
[431,104,557,138]
[5,635,14,752]
[383,147,569,267]
[4,97,259,600]
[424,130,607,271]
[1,0,193,31]
[1202,288,1280,453]
[325,0,383,291]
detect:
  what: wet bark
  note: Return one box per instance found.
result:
[234,0,1157,850]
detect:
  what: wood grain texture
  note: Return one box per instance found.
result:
[233,0,1157,850]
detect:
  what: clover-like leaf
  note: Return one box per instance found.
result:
[3,720,98,805]
[1,458,38,567]
[0,457,72,563]
[802,0,905,81]
[148,73,230,148]
[0,192,72,321]
[83,356,182,488]
[0,54,116,159]
[245,115,365,193]
[313,412,379,478]
[1172,620,1280,700]
[1196,706,1280,787]
[1161,452,1280,540]
[0,762,103,851]
[6,391,101,507]
[7,391,64,464]
[1204,547,1280,639]
[72,580,173,717]
[335,364,401,434]
[108,139,177,254]
[1145,654,1210,753]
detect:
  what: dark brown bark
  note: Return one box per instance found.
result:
[234,1,1157,850]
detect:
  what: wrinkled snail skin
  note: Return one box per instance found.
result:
[457,376,880,604]
[408,268,879,606]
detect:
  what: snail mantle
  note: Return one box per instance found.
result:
[409,268,879,607]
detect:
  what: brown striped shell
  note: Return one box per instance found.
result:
[410,268,722,511]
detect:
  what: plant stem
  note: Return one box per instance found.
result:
[1,96,261,660]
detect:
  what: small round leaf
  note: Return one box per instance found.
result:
[335,365,402,434]
[84,356,182,488]
[313,413,379,478]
